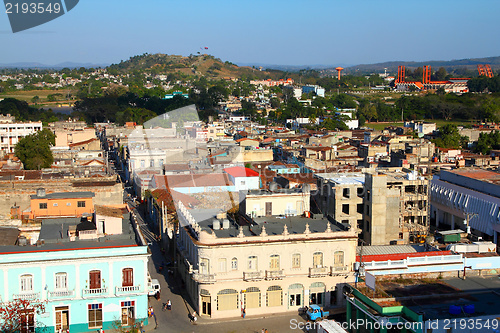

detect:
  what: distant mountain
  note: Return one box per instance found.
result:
[340,56,500,75]
[0,62,109,69]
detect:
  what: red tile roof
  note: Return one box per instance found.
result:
[224,166,259,178]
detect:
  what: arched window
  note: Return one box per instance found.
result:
[247,256,258,271]
[269,254,280,270]
[266,286,283,307]
[334,251,344,267]
[122,268,133,287]
[217,289,238,311]
[292,253,301,269]
[20,274,33,292]
[231,257,238,270]
[313,252,323,268]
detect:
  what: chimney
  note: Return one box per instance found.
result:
[36,188,46,198]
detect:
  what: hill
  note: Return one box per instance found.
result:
[338,56,500,75]
[107,53,283,80]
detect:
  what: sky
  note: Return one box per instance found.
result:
[1,0,500,67]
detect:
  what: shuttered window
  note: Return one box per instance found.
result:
[217,289,238,311]
[266,286,283,307]
[89,270,101,289]
[122,268,133,287]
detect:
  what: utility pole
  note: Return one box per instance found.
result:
[464,212,478,236]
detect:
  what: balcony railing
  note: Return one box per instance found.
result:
[82,287,108,297]
[331,266,349,275]
[192,272,216,284]
[48,290,75,299]
[265,269,285,280]
[12,292,40,300]
[116,285,141,294]
[243,271,264,281]
[309,266,330,277]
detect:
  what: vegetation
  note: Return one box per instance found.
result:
[15,129,55,170]
[475,131,500,154]
[0,298,46,333]
[0,98,66,123]
[431,124,468,149]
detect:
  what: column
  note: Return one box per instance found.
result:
[451,214,455,230]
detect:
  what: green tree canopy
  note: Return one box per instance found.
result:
[15,129,55,170]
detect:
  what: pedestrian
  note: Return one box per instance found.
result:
[148,306,151,317]
[191,311,197,324]
[265,329,268,333]
[242,308,246,318]
[155,290,160,301]
[150,306,155,318]
[261,329,265,333]
[167,299,171,310]
[140,321,145,333]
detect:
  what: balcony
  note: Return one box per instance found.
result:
[309,266,330,278]
[331,266,349,276]
[82,287,108,298]
[116,285,141,295]
[243,271,264,281]
[48,290,75,299]
[265,269,285,280]
[12,292,40,300]
[192,272,216,284]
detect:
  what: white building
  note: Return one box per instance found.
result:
[0,121,43,153]
[175,200,357,319]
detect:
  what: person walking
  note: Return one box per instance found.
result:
[167,299,171,310]
[242,308,246,318]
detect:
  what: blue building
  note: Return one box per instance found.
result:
[0,217,150,332]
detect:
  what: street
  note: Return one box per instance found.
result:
[110,151,311,332]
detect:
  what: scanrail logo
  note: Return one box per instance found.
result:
[4,0,78,33]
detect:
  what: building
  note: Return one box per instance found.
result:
[430,168,500,246]
[175,201,357,319]
[315,170,430,245]
[26,189,95,220]
[223,166,260,191]
[240,188,310,218]
[0,215,150,332]
[0,121,42,154]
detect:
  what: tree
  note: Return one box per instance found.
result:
[30,96,40,105]
[15,129,55,170]
[0,298,46,333]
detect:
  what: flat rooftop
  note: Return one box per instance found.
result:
[315,173,365,185]
[359,244,429,256]
[356,276,500,321]
[187,209,341,238]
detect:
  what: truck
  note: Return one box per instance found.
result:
[306,304,329,322]
[147,273,161,296]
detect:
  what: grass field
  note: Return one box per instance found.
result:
[0,89,72,103]
[367,119,474,131]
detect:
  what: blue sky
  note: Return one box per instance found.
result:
[1,0,500,67]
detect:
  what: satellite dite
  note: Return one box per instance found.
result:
[4,0,79,33]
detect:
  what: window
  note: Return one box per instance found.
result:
[342,204,349,214]
[217,289,238,311]
[89,270,101,289]
[53,203,58,207]
[140,160,145,168]
[313,252,323,268]
[357,187,364,197]
[231,258,238,270]
[218,258,227,273]
[248,256,258,271]
[266,286,283,307]
[159,159,164,167]
[121,300,135,326]
[122,268,133,287]
[66,202,71,206]
[78,201,86,208]
[269,255,280,270]
[334,251,344,267]
[88,303,103,329]
[55,272,68,290]
[39,203,47,209]
[150,159,154,167]
[200,258,209,274]
[343,188,350,198]
[357,203,364,214]
[20,274,33,292]
[292,253,301,269]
